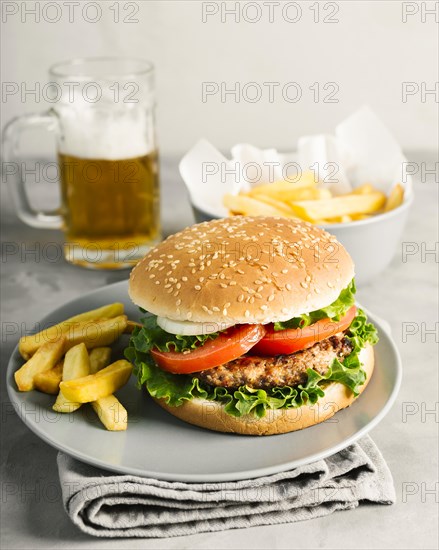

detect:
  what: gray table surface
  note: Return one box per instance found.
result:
[1,154,438,549]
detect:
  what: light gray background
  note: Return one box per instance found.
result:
[2,0,438,155]
[1,153,438,549]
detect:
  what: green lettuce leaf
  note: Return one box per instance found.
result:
[124,307,378,418]
[130,315,220,354]
[273,279,356,330]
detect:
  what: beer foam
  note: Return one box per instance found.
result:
[58,106,153,160]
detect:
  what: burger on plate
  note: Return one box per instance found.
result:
[125,216,378,435]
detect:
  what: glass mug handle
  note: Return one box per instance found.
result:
[3,110,63,229]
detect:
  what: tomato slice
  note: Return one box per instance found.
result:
[150,324,267,374]
[252,306,357,356]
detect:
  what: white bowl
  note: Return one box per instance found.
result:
[191,196,413,285]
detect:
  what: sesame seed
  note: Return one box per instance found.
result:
[194,285,201,290]
[238,294,245,302]
[268,295,275,302]
[245,310,250,318]
[176,299,182,306]
[300,282,308,289]
[220,283,228,289]
[281,269,288,274]
[222,308,228,315]
[149,274,155,279]
[260,305,268,311]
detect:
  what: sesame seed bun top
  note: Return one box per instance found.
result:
[129,216,355,325]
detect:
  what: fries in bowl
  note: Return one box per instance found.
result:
[223,175,405,224]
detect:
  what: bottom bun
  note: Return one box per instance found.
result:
[154,344,375,436]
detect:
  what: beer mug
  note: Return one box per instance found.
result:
[3,58,161,269]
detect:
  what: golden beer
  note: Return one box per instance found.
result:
[59,151,160,269]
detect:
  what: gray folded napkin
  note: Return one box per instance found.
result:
[57,436,395,538]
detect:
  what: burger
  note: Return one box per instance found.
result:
[125,216,378,435]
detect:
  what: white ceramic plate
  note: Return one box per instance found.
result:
[7,280,401,482]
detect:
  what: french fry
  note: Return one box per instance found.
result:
[15,337,65,391]
[19,303,124,359]
[351,183,377,195]
[290,192,387,222]
[350,213,372,221]
[89,347,112,374]
[64,315,128,350]
[385,183,405,212]
[224,194,291,217]
[88,349,126,430]
[60,360,133,403]
[91,395,128,431]
[249,194,297,216]
[34,361,64,395]
[53,392,81,413]
[258,186,331,202]
[322,215,353,224]
[124,321,143,334]
[313,188,333,200]
[247,172,316,198]
[53,343,90,413]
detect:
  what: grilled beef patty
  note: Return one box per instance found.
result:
[195,333,352,390]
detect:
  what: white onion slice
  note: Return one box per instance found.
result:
[157,316,234,335]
